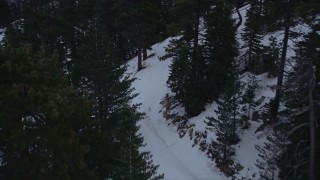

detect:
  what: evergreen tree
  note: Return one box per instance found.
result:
[259,36,279,77]
[277,29,320,180]
[9,0,61,52]
[0,0,11,28]
[74,1,162,178]
[163,38,207,116]
[206,80,242,176]
[163,0,239,117]
[55,0,85,80]
[4,0,75,77]
[114,0,161,71]
[241,74,258,120]
[112,106,163,180]
[255,130,285,180]
[259,0,315,122]
[157,0,174,39]
[0,45,92,179]
[204,0,239,100]
[256,24,320,180]
[241,0,265,73]
[3,1,163,179]
[162,0,211,117]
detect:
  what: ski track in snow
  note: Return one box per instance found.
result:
[142,117,197,179]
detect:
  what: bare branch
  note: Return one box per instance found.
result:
[286,123,309,138]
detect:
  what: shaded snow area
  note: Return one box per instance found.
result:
[126,36,277,179]
[0,28,5,44]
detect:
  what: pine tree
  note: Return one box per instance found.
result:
[241,0,265,73]
[163,38,207,116]
[256,24,320,180]
[162,0,211,117]
[0,0,11,28]
[157,0,174,39]
[0,45,92,179]
[255,130,285,180]
[163,0,239,117]
[204,0,239,100]
[3,1,163,179]
[260,0,313,122]
[277,29,320,180]
[114,0,160,71]
[241,74,258,120]
[74,1,162,178]
[112,106,164,180]
[206,80,242,176]
[55,0,84,80]
[259,36,279,77]
[4,0,75,77]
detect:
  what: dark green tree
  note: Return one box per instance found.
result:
[0,0,11,28]
[241,74,258,120]
[241,0,265,73]
[163,0,239,117]
[112,106,164,180]
[157,0,174,39]
[0,45,92,179]
[259,36,279,77]
[206,80,242,176]
[74,1,162,178]
[204,0,239,100]
[163,37,207,116]
[3,0,163,179]
[256,25,320,180]
[278,29,320,180]
[3,0,78,80]
[259,0,317,123]
[114,0,161,71]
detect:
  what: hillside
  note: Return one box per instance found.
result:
[1,1,318,179]
[125,4,316,178]
[126,37,278,179]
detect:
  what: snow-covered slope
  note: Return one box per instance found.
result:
[126,4,310,179]
[0,28,5,44]
[125,6,277,179]
[126,35,280,179]
[127,38,227,180]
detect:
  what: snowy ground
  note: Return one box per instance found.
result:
[0,28,4,44]
[126,34,279,179]
[125,5,275,179]
[127,38,228,180]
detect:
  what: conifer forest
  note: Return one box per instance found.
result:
[0,0,319,179]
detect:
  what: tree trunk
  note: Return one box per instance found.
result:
[271,0,292,123]
[193,9,199,50]
[21,148,32,180]
[248,32,253,71]
[137,48,142,71]
[143,47,147,60]
[308,60,316,180]
[68,26,76,84]
[235,7,242,30]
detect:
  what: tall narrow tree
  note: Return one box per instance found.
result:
[74,1,162,178]
[204,0,239,99]
[279,29,320,180]
[241,0,265,73]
